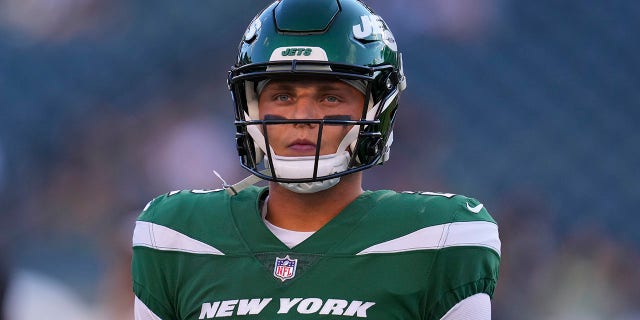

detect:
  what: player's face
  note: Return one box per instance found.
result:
[258,78,365,157]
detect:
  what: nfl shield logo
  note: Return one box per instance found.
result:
[273,255,298,282]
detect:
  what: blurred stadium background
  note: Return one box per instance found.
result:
[0,0,638,319]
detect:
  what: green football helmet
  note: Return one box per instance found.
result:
[228,0,406,193]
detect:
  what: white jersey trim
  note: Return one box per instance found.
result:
[132,221,224,255]
[134,295,162,320]
[356,221,500,256]
[440,293,491,320]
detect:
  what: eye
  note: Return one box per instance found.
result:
[275,94,290,102]
[324,95,340,103]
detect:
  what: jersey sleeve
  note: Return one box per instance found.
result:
[134,296,163,320]
[439,293,491,320]
[131,193,178,319]
[424,195,501,319]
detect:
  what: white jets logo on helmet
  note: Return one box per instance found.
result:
[352,15,397,51]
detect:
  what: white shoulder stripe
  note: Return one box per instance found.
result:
[132,221,224,255]
[357,221,500,256]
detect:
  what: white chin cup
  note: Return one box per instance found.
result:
[265,151,351,193]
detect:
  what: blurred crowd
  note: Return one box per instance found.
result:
[1,0,639,319]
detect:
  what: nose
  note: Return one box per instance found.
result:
[291,97,319,126]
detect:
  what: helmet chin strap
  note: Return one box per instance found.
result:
[221,124,357,196]
[214,168,268,196]
[279,179,340,193]
[217,166,340,196]
[265,151,351,193]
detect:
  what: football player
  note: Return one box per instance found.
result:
[132,0,501,319]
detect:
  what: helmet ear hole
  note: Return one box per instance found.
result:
[355,134,383,165]
[366,138,383,157]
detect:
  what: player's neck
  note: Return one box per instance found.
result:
[266,173,364,232]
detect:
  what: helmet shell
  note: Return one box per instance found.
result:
[237,0,399,70]
[229,0,406,184]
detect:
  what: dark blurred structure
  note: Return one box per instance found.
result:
[0,246,7,320]
[0,0,638,318]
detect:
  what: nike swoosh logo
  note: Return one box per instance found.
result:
[466,202,484,214]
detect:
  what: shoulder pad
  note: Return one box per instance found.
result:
[394,191,496,224]
[137,189,227,223]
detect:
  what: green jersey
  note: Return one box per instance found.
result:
[132,186,500,319]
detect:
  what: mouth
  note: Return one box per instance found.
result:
[287,139,317,153]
